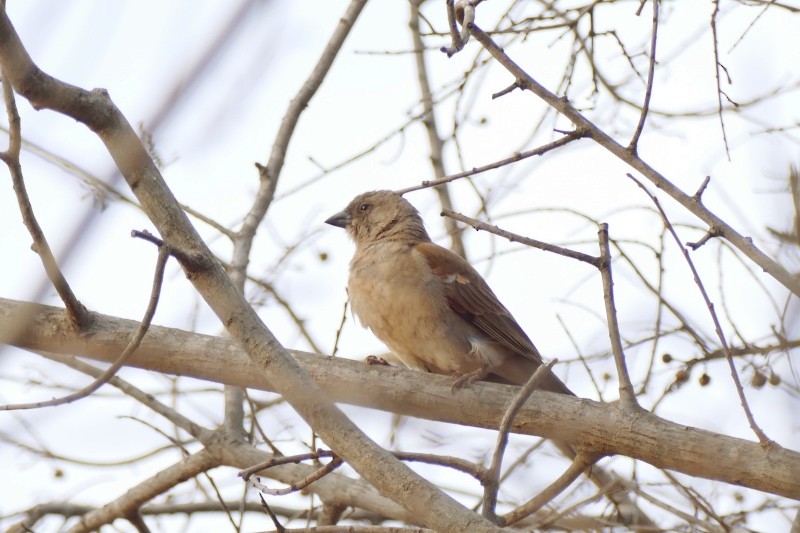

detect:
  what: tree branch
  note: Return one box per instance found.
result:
[3,298,798,501]
[467,23,800,297]
[0,11,501,532]
[409,1,466,257]
[67,450,220,533]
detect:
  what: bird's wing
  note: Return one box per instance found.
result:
[415,241,543,364]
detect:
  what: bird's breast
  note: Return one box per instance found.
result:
[348,244,441,330]
[347,243,482,373]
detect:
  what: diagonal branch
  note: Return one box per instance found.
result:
[35,352,418,526]
[483,360,557,521]
[224,0,371,432]
[466,23,800,297]
[629,175,772,445]
[0,11,501,532]
[1,241,170,411]
[397,130,585,195]
[0,70,89,327]
[67,450,220,533]
[441,209,600,266]
[239,0,370,272]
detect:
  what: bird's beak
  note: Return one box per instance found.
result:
[325,210,351,229]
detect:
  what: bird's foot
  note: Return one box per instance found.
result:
[450,368,489,392]
[365,355,392,366]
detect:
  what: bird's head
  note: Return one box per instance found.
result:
[325,190,430,246]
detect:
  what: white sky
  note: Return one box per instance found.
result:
[0,0,798,531]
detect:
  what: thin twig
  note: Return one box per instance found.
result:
[612,241,712,352]
[239,450,335,480]
[0,70,89,327]
[440,0,464,57]
[638,228,667,394]
[259,494,286,533]
[709,0,732,160]
[466,22,800,297]
[491,81,520,99]
[181,203,236,239]
[501,452,596,527]
[482,360,556,521]
[597,223,638,407]
[693,176,711,202]
[248,457,344,497]
[409,0,466,257]
[396,131,584,195]
[1,241,172,411]
[67,450,220,533]
[248,275,323,353]
[556,315,604,400]
[38,353,213,441]
[331,295,349,357]
[628,174,773,446]
[686,227,721,250]
[393,451,488,482]
[277,112,423,200]
[628,0,659,154]
[245,0,369,248]
[441,209,600,266]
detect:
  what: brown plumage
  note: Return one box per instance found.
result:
[325,190,571,395]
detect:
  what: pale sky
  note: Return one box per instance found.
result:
[1,1,798,530]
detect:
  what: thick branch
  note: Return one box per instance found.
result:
[3,298,798,501]
[0,12,499,531]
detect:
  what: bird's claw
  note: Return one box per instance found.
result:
[450,369,487,393]
[365,355,391,366]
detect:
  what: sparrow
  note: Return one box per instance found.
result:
[325,190,571,395]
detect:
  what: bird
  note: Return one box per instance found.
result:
[325,190,571,395]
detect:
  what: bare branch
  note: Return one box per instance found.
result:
[409,1,466,257]
[4,298,799,500]
[597,224,639,407]
[66,450,220,533]
[483,360,557,520]
[502,452,596,527]
[628,0,660,154]
[242,0,370,264]
[0,70,89,327]
[709,0,733,160]
[628,175,773,446]
[467,23,800,297]
[0,10,504,531]
[1,243,170,411]
[397,131,584,195]
[441,209,600,266]
[248,456,344,497]
[38,352,212,441]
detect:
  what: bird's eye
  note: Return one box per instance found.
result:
[359,203,371,212]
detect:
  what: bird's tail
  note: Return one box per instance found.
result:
[491,356,574,396]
